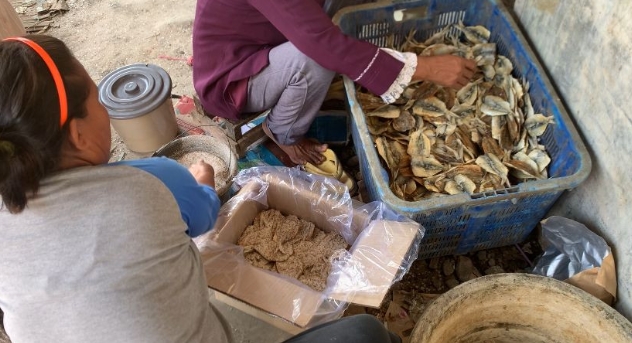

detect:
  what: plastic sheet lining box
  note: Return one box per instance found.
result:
[333,0,591,259]
[194,167,422,333]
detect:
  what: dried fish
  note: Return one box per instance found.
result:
[411,155,444,178]
[423,25,451,45]
[528,148,551,173]
[455,174,477,194]
[393,109,416,132]
[421,44,459,56]
[452,104,476,117]
[481,136,505,157]
[524,114,554,138]
[494,56,513,75]
[408,130,432,157]
[481,95,512,116]
[433,143,462,164]
[412,97,447,117]
[457,81,479,107]
[469,43,496,66]
[505,159,542,180]
[367,117,390,135]
[513,151,540,174]
[376,137,399,175]
[435,122,457,137]
[455,21,490,44]
[367,105,401,118]
[482,64,496,81]
[476,154,509,185]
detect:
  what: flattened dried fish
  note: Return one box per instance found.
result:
[476,153,509,185]
[411,155,444,178]
[424,25,451,45]
[367,116,390,136]
[376,137,399,174]
[435,122,457,137]
[481,136,504,157]
[524,114,555,137]
[470,43,496,66]
[408,130,432,157]
[494,55,513,75]
[367,105,401,118]
[433,143,462,164]
[505,159,542,180]
[393,109,416,132]
[455,174,477,194]
[422,44,459,56]
[457,81,479,106]
[481,95,512,116]
[512,151,540,174]
[528,149,551,173]
[445,164,484,183]
[412,97,447,117]
[455,21,490,44]
[482,64,496,81]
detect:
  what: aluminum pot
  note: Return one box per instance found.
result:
[153,135,238,203]
[98,63,178,153]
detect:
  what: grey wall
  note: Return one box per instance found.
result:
[512,0,632,320]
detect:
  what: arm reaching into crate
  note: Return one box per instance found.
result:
[192,0,473,166]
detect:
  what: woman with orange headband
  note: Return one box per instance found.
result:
[0,35,402,343]
[0,35,228,343]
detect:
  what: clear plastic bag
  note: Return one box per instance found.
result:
[194,166,424,329]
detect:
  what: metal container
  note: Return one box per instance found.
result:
[153,135,238,202]
[98,63,179,153]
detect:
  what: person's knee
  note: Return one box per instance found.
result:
[340,314,399,342]
[290,48,335,82]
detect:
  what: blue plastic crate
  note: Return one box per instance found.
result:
[305,110,350,145]
[334,0,592,258]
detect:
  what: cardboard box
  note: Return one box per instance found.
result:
[195,171,420,332]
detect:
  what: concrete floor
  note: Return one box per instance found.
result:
[209,291,294,343]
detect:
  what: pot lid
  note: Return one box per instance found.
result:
[97,63,172,119]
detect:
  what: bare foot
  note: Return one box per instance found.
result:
[262,121,327,165]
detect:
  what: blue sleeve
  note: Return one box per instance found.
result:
[109,157,221,238]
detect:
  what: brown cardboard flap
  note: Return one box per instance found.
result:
[212,291,305,335]
[566,253,617,305]
[204,243,325,327]
[597,253,617,298]
[328,220,420,307]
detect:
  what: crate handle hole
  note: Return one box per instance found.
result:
[393,7,428,22]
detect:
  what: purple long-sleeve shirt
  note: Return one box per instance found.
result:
[192,0,404,120]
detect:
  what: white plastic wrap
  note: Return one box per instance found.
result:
[194,166,424,329]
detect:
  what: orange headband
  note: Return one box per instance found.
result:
[2,37,68,127]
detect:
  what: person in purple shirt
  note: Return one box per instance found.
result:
[192,0,476,166]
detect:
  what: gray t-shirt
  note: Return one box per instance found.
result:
[0,165,230,343]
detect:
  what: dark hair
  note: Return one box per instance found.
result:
[0,35,90,214]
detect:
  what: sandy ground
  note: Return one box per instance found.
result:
[46,0,200,160]
[50,0,196,95]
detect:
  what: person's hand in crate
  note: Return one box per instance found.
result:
[415,54,477,89]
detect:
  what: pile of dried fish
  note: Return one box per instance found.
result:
[357,22,554,201]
